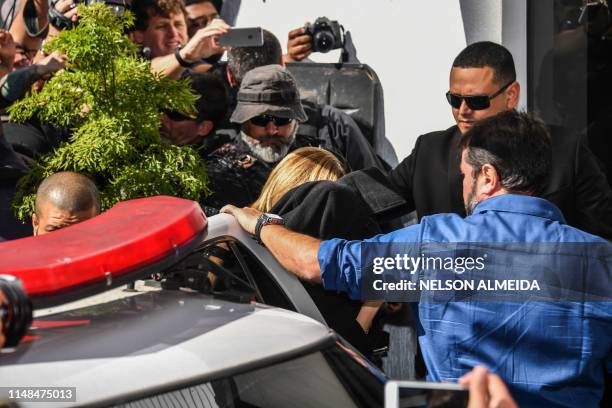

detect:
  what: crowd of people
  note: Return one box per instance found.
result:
[0,0,611,406]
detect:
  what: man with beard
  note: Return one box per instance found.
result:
[221,110,612,408]
[202,64,385,215]
[201,64,306,214]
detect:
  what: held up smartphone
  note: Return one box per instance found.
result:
[217,27,264,47]
[385,381,469,408]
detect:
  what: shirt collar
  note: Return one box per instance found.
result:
[472,194,566,223]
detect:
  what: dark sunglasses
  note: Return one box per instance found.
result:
[249,115,293,127]
[163,109,196,122]
[445,79,515,111]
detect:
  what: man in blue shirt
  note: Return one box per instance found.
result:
[222,110,612,407]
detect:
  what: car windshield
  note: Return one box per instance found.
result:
[113,342,385,408]
[160,237,294,310]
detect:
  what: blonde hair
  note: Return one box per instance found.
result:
[252,147,346,212]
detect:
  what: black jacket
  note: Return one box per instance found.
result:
[270,180,385,358]
[387,125,612,239]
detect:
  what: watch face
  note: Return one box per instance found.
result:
[265,213,283,221]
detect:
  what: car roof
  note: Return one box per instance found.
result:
[0,290,335,407]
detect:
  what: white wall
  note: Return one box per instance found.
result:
[234,0,467,160]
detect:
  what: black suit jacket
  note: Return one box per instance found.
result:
[387,125,612,239]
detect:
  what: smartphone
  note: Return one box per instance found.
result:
[218,27,264,47]
[385,381,469,408]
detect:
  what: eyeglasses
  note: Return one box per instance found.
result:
[445,79,515,111]
[249,115,293,127]
[163,109,196,122]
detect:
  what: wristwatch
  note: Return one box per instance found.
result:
[254,213,285,243]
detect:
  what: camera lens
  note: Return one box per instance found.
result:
[0,275,33,348]
[313,31,336,53]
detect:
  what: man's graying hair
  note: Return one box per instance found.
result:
[460,110,552,196]
[227,29,282,86]
[35,172,101,215]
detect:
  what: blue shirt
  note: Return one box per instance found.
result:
[318,194,612,408]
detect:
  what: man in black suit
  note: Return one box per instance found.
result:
[382,41,611,239]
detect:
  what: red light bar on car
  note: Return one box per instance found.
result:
[0,196,206,302]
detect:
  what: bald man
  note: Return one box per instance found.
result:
[32,172,100,236]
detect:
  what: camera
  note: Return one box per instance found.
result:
[49,0,131,30]
[0,275,32,348]
[304,17,343,53]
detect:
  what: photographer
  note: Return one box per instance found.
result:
[130,0,228,79]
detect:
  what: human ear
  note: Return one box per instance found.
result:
[479,164,501,197]
[197,120,214,137]
[32,213,39,236]
[506,82,520,109]
[131,30,145,45]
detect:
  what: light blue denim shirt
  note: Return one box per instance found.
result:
[318,194,612,407]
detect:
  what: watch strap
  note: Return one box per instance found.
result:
[174,47,195,68]
[255,213,284,243]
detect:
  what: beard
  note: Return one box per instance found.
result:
[240,126,297,164]
[464,178,479,215]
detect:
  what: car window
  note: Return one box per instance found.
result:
[163,238,295,311]
[229,240,295,311]
[113,343,384,408]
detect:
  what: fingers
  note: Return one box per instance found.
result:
[220,204,237,215]
[487,373,518,408]
[207,18,230,31]
[465,366,489,408]
[459,366,518,408]
[53,0,78,21]
[53,0,74,13]
[288,27,306,39]
[289,33,312,47]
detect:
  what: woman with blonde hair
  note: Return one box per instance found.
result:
[252,147,345,212]
[251,146,384,365]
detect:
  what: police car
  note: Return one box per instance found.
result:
[0,196,387,407]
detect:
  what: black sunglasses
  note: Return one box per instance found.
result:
[445,79,515,111]
[249,115,293,127]
[163,109,196,122]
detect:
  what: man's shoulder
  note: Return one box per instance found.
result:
[416,125,459,147]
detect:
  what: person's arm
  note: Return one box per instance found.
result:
[150,18,228,79]
[220,205,322,282]
[0,51,66,108]
[355,300,383,333]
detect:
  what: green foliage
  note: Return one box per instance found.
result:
[10,4,207,219]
